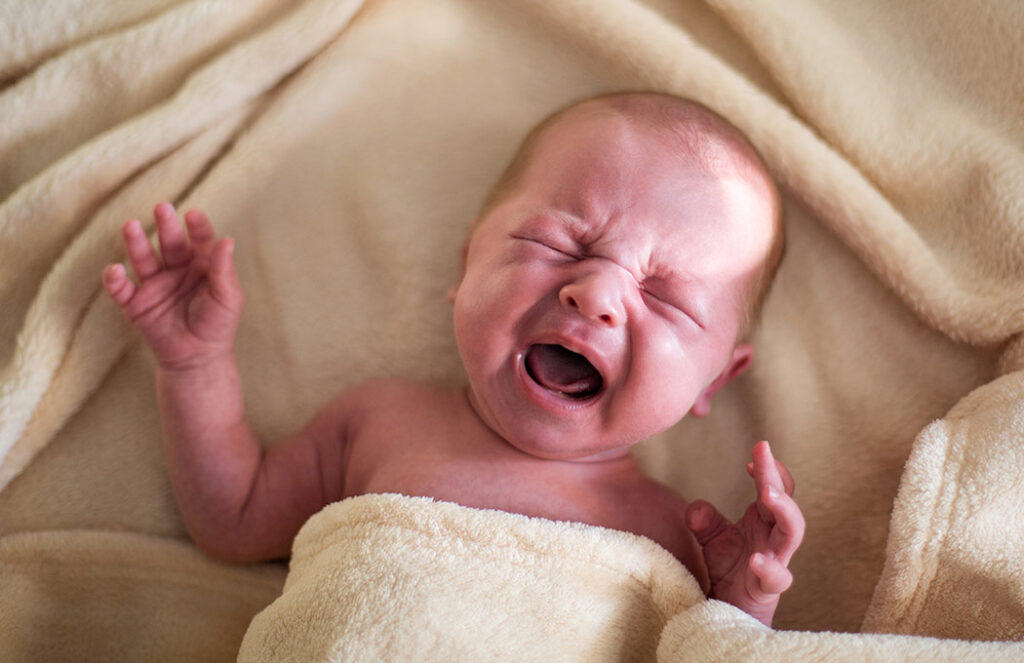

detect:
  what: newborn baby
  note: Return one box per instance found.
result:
[102,91,803,627]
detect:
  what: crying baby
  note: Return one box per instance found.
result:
[102,91,802,627]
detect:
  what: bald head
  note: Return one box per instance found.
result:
[478,91,784,339]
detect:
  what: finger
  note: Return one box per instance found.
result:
[748,458,796,497]
[102,263,136,307]
[184,208,217,258]
[763,489,805,564]
[776,459,796,496]
[208,237,242,312]
[752,441,786,521]
[122,219,161,280]
[154,202,191,268]
[752,441,785,490]
[685,500,732,547]
[750,553,793,595]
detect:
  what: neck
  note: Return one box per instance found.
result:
[459,385,637,466]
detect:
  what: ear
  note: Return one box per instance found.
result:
[689,343,753,418]
[447,234,473,303]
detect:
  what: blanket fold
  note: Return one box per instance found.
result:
[659,601,1023,662]
[863,368,1024,640]
[238,494,703,662]
[0,0,367,490]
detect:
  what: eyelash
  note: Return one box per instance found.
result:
[641,285,703,328]
[641,287,679,312]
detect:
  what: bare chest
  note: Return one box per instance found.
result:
[338,387,703,576]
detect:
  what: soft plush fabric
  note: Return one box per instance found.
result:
[1,0,1022,659]
[237,494,702,662]
[238,494,1024,662]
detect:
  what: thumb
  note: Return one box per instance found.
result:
[685,499,732,547]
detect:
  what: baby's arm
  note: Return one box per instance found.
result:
[103,203,348,562]
[684,441,804,626]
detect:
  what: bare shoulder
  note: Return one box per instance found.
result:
[296,378,433,435]
[616,471,690,525]
[608,471,708,587]
[330,377,464,434]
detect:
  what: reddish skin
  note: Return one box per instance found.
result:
[103,104,803,628]
[687,441,804,626]
[102,204,241,369]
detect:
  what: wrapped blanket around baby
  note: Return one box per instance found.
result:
[239,493,1024,662]
[236,494,703,662]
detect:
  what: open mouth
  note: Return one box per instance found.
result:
[524,344,603,400]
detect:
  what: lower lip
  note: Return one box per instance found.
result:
[514,350,600,414]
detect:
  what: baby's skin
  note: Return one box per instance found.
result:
[103,96,803,626]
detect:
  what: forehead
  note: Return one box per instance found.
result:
[473,107,775,331]
[513,108,773,261]
[523,107,754,202]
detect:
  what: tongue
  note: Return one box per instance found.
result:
[526,344,602,396]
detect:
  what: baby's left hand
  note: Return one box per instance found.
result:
[685,440,804,626]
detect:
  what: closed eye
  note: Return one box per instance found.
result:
[511,235,578,259]
[640,288,702,329]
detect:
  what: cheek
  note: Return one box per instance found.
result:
[628,325,705,414]
[453,266,529,366]
[456,258,557,324]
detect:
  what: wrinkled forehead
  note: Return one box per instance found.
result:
[511,104,776,282]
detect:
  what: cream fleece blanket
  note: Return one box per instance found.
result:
[1,0,1023,660]
[238,494,704,662]
[239,494,1024,662]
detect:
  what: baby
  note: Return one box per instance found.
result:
[102,91,803,627]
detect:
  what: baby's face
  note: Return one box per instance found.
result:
[453,108,775,461]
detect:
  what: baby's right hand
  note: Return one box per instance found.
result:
[102,203,243,370]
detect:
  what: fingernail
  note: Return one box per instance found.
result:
[767,485,779,500]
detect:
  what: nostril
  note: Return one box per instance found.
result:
[599,313,612,325]
[566,295,578,309]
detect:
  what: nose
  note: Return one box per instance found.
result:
[558,267,628,327]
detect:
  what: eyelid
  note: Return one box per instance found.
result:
[511,233,578,258]
[641,285,703,329]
